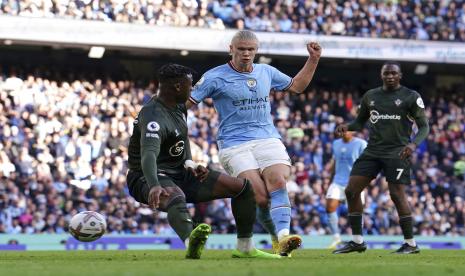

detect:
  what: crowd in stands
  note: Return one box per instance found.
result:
[1,0,465,41]
[1,66,464,238]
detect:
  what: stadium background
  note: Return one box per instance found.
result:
[0,0,464,251]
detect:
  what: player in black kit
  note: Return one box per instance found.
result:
[126,64,280,259]
[333,61,429,254]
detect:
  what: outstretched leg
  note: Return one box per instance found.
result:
[126,172,207,259]
[158,186,193,241]
[231,179,281,259]
[194,171,280,259]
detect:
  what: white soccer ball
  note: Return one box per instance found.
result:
[69,211,107,242]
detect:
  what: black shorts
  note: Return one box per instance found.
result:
[126,169,221,205]
[350,153,411,184]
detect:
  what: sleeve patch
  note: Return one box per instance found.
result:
[146,121,160,132]
[145,133,160,139]
[416,97,425,108]
[194,76,205,87]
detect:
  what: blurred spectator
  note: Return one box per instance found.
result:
[1,0,465,41]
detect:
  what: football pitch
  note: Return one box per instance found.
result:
[0,250,463,276]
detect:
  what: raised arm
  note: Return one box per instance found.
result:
[287,42,322,94]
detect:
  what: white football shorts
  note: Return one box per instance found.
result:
[326,182,365,204]
[218,138,291,177]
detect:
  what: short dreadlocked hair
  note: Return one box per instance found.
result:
[382,61,402,72]
[157,63,195,84]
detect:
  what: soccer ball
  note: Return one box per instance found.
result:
[69,211,107,242]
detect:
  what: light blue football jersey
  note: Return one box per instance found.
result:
[332,137,367,186]
[190,62,293,149]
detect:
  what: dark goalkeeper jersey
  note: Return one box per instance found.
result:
[128,98,191,187]
[348,86,429,158]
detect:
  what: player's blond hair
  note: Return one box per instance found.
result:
[231,30,259,45]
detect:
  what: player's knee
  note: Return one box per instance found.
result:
[267,175,287,189]
[344,188,357,201]
[236,179,256,202]
[388,186,403,201]
[389,190,404,205]
[158,187,186,212]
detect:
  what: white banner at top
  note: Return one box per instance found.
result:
[1,15,464,64]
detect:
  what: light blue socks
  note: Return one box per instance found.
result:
[270,188,291,240]
[328,211,340,236]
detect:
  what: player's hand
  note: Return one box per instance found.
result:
[188,165,209,182]
[399,143,416,160]
[195,165,209,182]
[335,124,348,138]
[148,186,169,210]
[307,42,322,61]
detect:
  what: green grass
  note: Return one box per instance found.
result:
[0,250,464,276]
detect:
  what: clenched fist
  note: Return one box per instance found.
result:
[307,42,322,61]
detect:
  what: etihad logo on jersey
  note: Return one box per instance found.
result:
[169,140,185,157]
[232,96,269,106]
[369,110,401,124]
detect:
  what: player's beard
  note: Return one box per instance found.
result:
[238,59,252,71]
